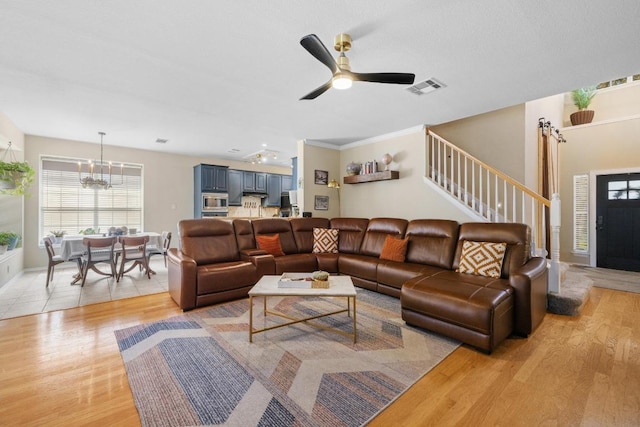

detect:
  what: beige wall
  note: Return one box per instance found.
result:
[337,129,477,222]
[559,117,640,264]
[23,135,290,269]
[431,104,526,182]
[300,142,340,219]
[524,94,565,191]
[0,113,25,286]
[563,81,640,126]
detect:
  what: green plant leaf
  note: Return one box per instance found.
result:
[571,86,597,110]
[0,160,35,196]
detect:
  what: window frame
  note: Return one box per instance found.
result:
[573,174,589,254]
[39,155,144,242]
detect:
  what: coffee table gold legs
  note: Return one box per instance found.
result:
[248,295,357,343]
[249,295,253,342]
[352,296,357,343]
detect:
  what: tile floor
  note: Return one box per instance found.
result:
[0,257,169,320]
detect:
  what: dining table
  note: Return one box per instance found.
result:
[57,232,164,284]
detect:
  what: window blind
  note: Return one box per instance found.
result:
[573,174,589,253]
[40,156,143,239]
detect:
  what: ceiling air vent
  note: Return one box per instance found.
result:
[407,78,446,96]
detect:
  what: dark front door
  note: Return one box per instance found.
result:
[596,173,640,271]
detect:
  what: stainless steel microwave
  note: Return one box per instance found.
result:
[202,193,229,211]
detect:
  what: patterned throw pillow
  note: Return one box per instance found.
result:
[256,234,285,257]
[456,240,507,278]
[312,228,339,253]
[379,235,409,262]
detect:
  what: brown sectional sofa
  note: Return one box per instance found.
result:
[167,217,548,352]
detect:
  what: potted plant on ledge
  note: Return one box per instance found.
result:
[0,233,11,255]
[570,86,597,126]
[0,231,20,251]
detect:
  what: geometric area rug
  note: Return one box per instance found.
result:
[115,289,460,427]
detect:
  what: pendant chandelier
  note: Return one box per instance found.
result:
[78,132,123,190]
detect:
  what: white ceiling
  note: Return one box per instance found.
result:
[1,1,639,166]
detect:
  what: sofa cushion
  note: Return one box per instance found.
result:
[252,218,298,254]
[377,261,443,290]
[338,253,378,282]
[360,218,408,257]
[401,271,513,335]
[453,223,530,278]
[233,219,256,251]
[312,228,339,253]
[256,234,285,257]
[274,254,318,275]
[405,219,459,269]
[315,253,339,273]
[379,235,409,262]
[329,218,369,254]
[457,240,507,278]
[290,217,330,253]
[197,261,258,294]
[179,218,240,264]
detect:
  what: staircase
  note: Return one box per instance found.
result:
[425,129,561,292]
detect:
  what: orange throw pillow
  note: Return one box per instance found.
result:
[379,235,409,262]
[256,234,285,257]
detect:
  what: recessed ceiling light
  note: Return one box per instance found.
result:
[261,143,267,147]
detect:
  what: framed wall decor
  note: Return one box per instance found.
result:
[314,195,329,210]
[314,169,328,185]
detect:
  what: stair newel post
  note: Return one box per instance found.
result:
[549,193,561,293]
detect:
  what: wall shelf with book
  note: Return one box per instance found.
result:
[343,170,399,184]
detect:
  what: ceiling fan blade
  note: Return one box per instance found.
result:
[351,72,416,85]
[300,80,333,100]
[300,34,339,74]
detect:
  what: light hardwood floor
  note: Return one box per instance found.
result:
[1,286,638,426]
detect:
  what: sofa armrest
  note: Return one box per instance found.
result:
[240,250,276,277]
[167,248,198,311]
[240,248,269,257]
[509,257,548,336]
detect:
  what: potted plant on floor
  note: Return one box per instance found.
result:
[570,86,597,126]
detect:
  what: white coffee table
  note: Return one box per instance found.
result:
[248,274,357,343]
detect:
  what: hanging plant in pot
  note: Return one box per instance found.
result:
[570,86,597,126]
[0,160,35,196]
[0,141,35,196]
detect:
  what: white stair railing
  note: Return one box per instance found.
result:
[426,129,552,258]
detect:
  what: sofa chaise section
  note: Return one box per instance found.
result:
[400,222,548,352]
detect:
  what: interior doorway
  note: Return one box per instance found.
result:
[595,172,640,271]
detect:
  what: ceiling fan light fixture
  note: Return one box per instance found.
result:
[332,73,352,90]
[299,33,415,100]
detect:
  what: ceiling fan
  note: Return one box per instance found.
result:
[299,33,415,100]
